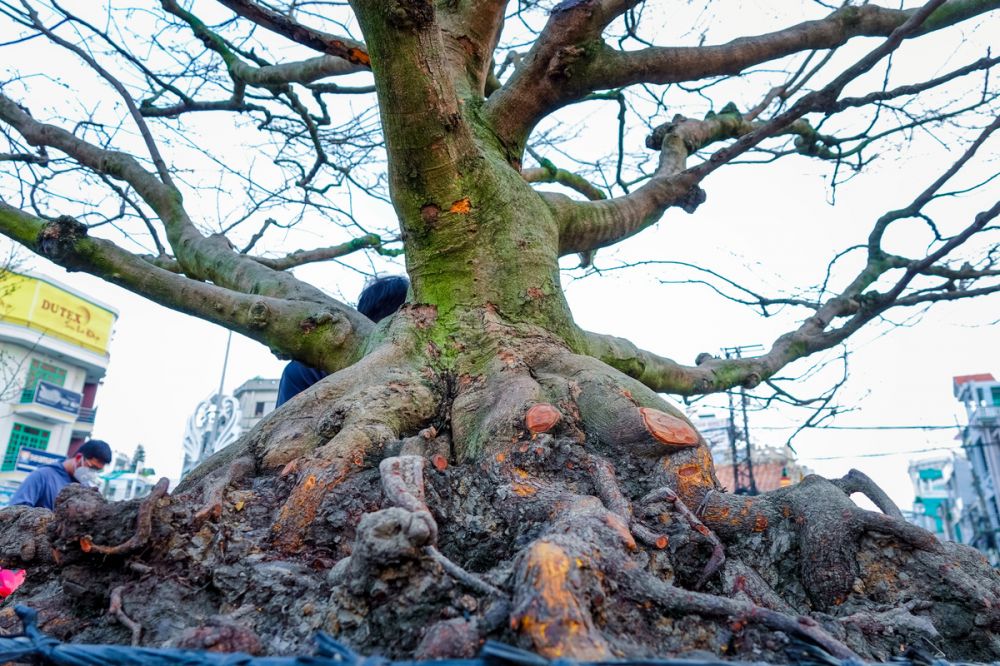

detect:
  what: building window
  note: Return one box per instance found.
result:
[255,402,265,416]
[21,359,67,403]
[2,422,52,471]
[992,387,1000,406]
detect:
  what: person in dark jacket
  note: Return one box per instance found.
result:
[276,275,408,407]
[9,439,113,510]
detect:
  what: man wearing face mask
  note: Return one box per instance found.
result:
[9,439,112,510]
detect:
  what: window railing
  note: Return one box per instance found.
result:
[971,405,1000,424]
[77,407,97,423]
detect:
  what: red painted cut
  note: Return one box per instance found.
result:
[639,408,699,447]
[525,403,561,433]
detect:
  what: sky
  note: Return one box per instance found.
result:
[0,1,998,513]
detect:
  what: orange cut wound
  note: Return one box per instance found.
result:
[526,403,561,434]
[431,454,448,471]
[640,408,699,447]
[449,197,472,214]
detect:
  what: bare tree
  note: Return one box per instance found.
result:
[0,0,998,660]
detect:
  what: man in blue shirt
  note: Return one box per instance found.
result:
[276,276,408,407]
[9,439,112,510]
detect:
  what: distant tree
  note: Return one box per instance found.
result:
[0,0,998,660]
[130,444,145,473]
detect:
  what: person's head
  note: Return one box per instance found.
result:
[357,276,408,323]
[69,439,112,485]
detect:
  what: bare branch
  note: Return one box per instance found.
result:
[214,0,370,67]
[0,93,356,304]
[253,234,387,270]
[21,1,174,187]
[0,201,373,371]
[485,0,999,150]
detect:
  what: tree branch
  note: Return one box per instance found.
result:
[522,149,607,201]
[550,111,816,255]
[21,1,174,187]
[164,0,368,87]
[583,118,1000,396]
[0,92,349,305]
[253,234,386,270]
[0,201,372,372]
[485,0,999,151]
[214,0,370,67]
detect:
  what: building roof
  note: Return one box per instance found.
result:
[234,377,280,395]
[953,373,996,386]
[714,461,803,494]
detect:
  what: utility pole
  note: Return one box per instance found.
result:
[206,331,233,461]
[722,344,764,495]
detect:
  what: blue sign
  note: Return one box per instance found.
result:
[0,480,20,506]
[33,381,81,415]
[16,447,64,473]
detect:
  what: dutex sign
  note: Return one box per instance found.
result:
[0,273,116,355]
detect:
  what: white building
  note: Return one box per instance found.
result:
[906,454,978,545]
[689,410,729,459]
[0,272,117,502]
[952,373,1000,558]
[181,393,241,478]
[100,470,158,501]
[234,376,279,431]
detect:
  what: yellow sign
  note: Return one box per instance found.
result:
[0,273,116,355]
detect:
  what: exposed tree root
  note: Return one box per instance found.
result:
[108,585,142,646]
[79,478,169,556]
[624,568,861,659]
[637,486,726,589]
[192,456,255,524]
[380,455,503,596]
[1,321,998,661]
[267,348,442,551]
[832,469,904,519]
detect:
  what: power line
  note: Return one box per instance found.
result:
[805,445,960,460]
[802,436,1000,461]
[755,423,997,431]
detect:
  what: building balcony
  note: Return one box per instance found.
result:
[72,407,97,435]
[971,405,1000,424]
[13,382,82,424]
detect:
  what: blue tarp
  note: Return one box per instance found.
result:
[0,605,993,666]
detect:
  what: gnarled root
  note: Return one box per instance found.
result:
[267,352,443,552]
[832,469,903,519]
[701,472,939,610]
[380,455,501,596]
[583,453,724,588]
[510,498,633,659]
[624,568,860,659]
[80,478,169,556]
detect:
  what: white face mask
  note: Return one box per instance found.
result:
[74,465,101,488]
